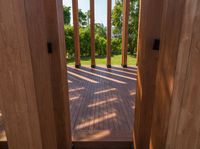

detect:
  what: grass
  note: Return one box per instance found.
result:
[67,54,137,66]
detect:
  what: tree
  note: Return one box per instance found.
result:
[78,9,88,27]
[86,10,90,26]
[63,6,71,25]
[112,0,123,35]
[112,0,139,55]
[95,23,106,38]
[65,23,108,58]
[128,0,139,55]
[64,25,74,58]
[80,27,91,56]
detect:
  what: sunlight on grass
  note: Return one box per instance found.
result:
[67,54,137,66]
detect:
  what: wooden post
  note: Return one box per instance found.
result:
[135,0,200,148]
[72,0,81,68]
[150,0,200,148]
[106,0,112,68]
[43,0,72,148]
[164,2,200,148]
[90,0,96,68]
[134,0,164,148]
[121,0,130,68]
[0,0,71,148]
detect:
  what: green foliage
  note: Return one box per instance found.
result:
[95,23,106,38]
[86,10,90,26]
[64,25,74,58]
[95,23,107,56]
[78,9,88,27]
[95,35,106,56]
[64,0,139,60]
[112,0,123,35]
[80,27,91,56]
[63,6,71,25]
[112,38,122,54]
[112,0,139,55]
[65,23,107,58]
[129,0,139,55]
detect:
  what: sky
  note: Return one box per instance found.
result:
[63,0,116,26]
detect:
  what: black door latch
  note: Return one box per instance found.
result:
[47,42,53,53]
[153,39,160,51]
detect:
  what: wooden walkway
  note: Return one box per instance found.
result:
[0,66,136,143]
[0,112,6,141]
[68,66,136,142]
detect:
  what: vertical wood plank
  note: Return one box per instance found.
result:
[0,0,43,147]
[0,0,57,148]
[42,0,72,148]
[121,0,130,68]
[0,0,72,148]
[134,0,164,148]
[24,0,59,148]
[106,0,112,68]
[90,0,96,68]
[72,0,81,68]
[150,0,187,148]
[171,3,200,148]
[165,1,200,148]
[135,0,200,148]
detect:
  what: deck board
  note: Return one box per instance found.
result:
[0,65,136,143]
[68,66,136,142]
[0,112,6,141]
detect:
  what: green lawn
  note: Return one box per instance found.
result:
[67,54,137,66]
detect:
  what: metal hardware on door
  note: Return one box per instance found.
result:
[153,39,160,50]
[47,42,53,53]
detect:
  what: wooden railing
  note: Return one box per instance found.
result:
[72,0,130,68]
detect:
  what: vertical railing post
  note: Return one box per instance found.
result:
[90,0,96,68]
[106,0,112,68]
[72,0,81,68]
[121,0,130,68]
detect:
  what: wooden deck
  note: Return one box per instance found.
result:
[0,112,6,142]
[68,66,136,142]
[0,66,136,144]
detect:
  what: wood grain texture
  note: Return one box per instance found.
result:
[72,0,81,66]
[165,0,200,148]
[90,0,96,67]
[134,0,163,148]
[0,0,46,148]
[150,0,187,148]
[67,66,136,142]
[121,0,130,66]
[24,0,59,148]
[43,0,72,148]
[0,0,71,148]
[106,0,112,66]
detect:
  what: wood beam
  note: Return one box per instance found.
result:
[150,0,200,148]
[121,0,130,68]
[134,0,164,148]
[165,1,200,148]
[0,0,55,148]
[106,0,112,68]
[42,0,72,148]
[0,0,71,148]
[72,0,81,68]
[90,0,96,68]
[135,0,200,148]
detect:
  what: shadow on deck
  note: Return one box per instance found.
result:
[68,66,137,142]
[0,65,137,148]
[0,112,6,142]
